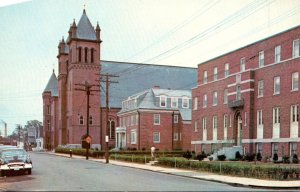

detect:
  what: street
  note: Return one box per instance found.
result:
[0,152,267,191]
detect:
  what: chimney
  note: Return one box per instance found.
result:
[153,85,160,89]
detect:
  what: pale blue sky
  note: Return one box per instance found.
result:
[0,0,300,135]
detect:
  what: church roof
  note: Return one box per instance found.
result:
[100,61,197,108]
[43,71,58,96]
[76,9,96,41]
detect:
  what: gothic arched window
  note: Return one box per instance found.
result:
[84,47,88,62]
[79,115,84,125]
[78,47,82,62]
[89,115,93,125]
[109,120,115,139]
[91,48,94,63]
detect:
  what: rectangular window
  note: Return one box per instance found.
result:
[273,107,280,124]
[203,71,207,84]
[182,97,189,108]
[213,116,218,129]
[292,72,299,91]
[275,45,281,63]
[257,110,263,125]
[203,94,207,108]
[258,80,264,97]
[291,143,298,155]
[173,132,178,141]
[259,51,264,67]
[47,105,50,115]
[236,74,241,83]
[213,91,218,106]
[193,97,198,110]
[131,131,136,144]
[291,105,299,123]
[240,57,245,72]
[274,76,280,95]
[89,116,93,125]
[174,114,179,123]
[160,96,167,107]
[236,85,241,100]
[223,114,227,128]
[293,39,300,58]
[202,117,207,130]
[213,67,218,81]
[194,121,198,132]
[171,97,178,108]
[154,114,160,125]
[224,63,229,77]
[153,132,160,143]
[223,89,228,104]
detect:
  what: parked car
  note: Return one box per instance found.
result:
[0,147,33,177]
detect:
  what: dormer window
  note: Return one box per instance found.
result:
[160,96,167,107]
[182,97,189,108]
[171,97,178,108]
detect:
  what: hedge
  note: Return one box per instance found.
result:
[157,157,300,180]
[110,154,152,164]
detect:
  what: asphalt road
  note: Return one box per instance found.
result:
[0,152,270,191]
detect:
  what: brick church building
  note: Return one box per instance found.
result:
[191,25,300,159]
[42,10,197,150]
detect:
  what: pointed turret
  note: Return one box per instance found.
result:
[71,19,77,39]
[43,71,58,97]
[96,22,101,42]
[76,9,96,41]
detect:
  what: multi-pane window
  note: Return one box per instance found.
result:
[213,116,218,129]
[273,107,280,124]
[259,51,264,67]
[224,63,229,77]
[174,114,178,123]
[154,114,160,125]
[131,131,136,144]
[292,72,299,91]
[236,74,241,83]
[240,57,245,72]
[203,94,207,108]
[202,117,207,130]
[236,85,241,100]
[89,115,93,125]
[223,115,227,128]
[171,97,178,108]
[213,67,218,81]
[173,132,178,141]
[109,120,115,139]
[160,96,167,107]
[223,89,228,104]
[293,39,300,58]
[274,76,280,95]
[182,97,189,108]
[153,132,160,143]
[194,121,198,132]
[79,115,84,125]
[203,71,208,84]
[291,143,298,155]
[213,91,218,106]
[275,45,281,63]
[257,110,263,125]
[258,80,264,97]
[193,97,198,110]
[291,105,299,123]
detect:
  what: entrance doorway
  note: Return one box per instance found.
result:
[234,111,243,146]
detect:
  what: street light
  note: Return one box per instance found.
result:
[105,135,109,163]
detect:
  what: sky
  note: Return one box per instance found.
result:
[0,0,300,135]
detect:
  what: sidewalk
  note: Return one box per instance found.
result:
[48,152,300,189]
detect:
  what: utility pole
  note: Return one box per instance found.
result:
[98,73,118,164]
[75,81,99,160]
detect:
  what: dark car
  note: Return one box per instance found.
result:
[0,148,33,177]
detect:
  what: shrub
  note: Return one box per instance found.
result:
[217,154,226,161]
[183,150,192,160]
[273,153,278,162]
[292,154,299,164]
[245,153,255,161]
[283,155,290,164]
[256,152,262,161]
[235,151,242,160]
[196,151,207,161]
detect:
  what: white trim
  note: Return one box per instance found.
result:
[191,139,235,144]
[228,89,254,96]
[227,79,255,88]
[192,138,300,145]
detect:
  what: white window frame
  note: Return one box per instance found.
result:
[171,97,178,108]
[193,97,198,110]
[154,114,160,125]
[173,132,178,141]
[213,91,218,106]
[259,51,264,68]
[240,57,245,72]
[293,39,300,58]
[213,116,218,129]
[224,63,229,77]
[203,94,207,108]
[275,45,281,63]
[182,97,189,108]
[273,107,280,124]
[291,105,299,123]
[223,89,228,104]
[174,114,179,123]
[257,110,263,126]
[292,72,299,91]
[202,117,207,130]
[274,76,280,95]
[213,67,218,81]
[203,70,207,84]
[258,80,264,97]
[236,85,241,100]
[131,130,137,144]
[160,95,167,107]
[194,121,198,132]
[223,114,227,129]
[153,132,160,143]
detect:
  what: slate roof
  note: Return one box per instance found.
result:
[100,60,197,108]
[76,9,96,41]
[43,71,58,96]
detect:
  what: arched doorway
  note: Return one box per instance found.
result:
[234,111,243,146]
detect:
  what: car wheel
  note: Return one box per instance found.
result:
[28,169,31,175]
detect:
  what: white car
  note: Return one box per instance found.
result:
[0,148,33,177]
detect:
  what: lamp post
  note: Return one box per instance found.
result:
[105,135,109,163]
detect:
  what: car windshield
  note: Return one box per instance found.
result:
[1,149,26,158]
